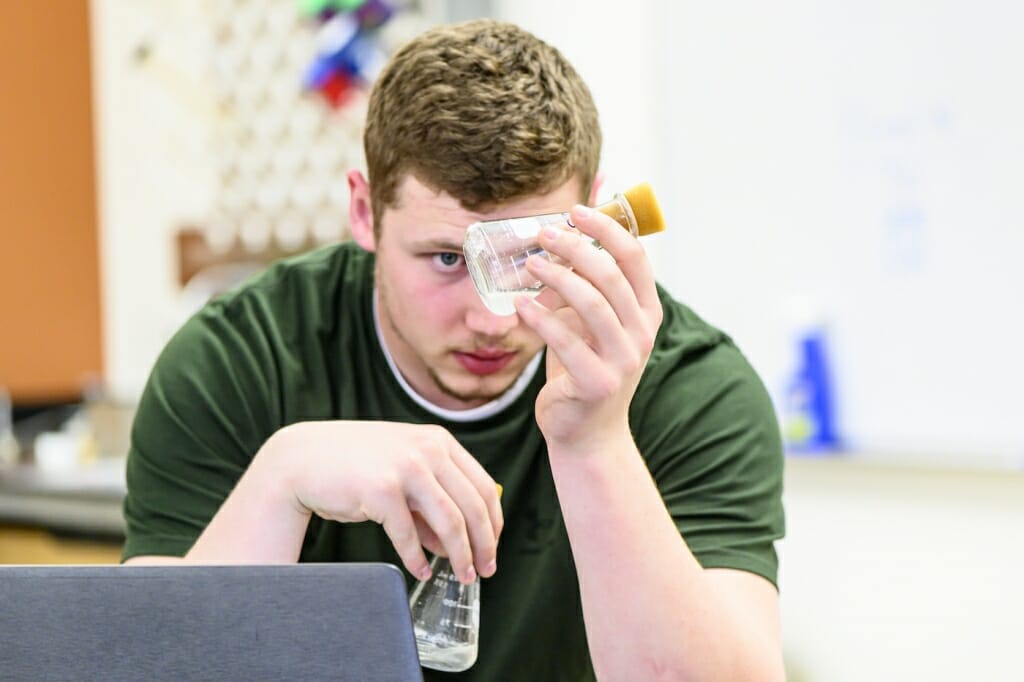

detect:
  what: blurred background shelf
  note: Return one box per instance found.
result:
[0,459,126,539]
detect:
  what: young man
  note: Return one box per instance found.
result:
[123,19,786,681]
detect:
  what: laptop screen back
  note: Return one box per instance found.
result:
[0,563,423,681]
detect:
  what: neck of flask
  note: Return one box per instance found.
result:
[595,193,639,236]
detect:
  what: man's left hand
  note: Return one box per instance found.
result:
[514,203,663,454]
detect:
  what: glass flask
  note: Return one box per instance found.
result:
[409,483,501,672]
[408,554,480,672]
[462,182,665,316]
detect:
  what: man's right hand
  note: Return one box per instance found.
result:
[151,420,499,583]
[270,420,502,583]
[128,421,502,582]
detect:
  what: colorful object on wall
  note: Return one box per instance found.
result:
[782,326,841,454]
[300,0,369,15]
[300,0,395,108]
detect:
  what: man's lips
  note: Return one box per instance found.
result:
[453,349,517,376]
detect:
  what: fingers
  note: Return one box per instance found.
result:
[446,446,504,577]
[413,511,444,557]
[404,429,502,583]
[514,295,611,395]
[405,471,477,583]
[547,222,640,333]
[524,244,634,362]
[377,495,433,581]
[566,204,663,317]
[308,422,502,585]
[521,206,662,369]
[431,457,498,581]
[532,281,567,312]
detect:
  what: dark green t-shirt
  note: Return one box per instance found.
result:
[123,242,785,681]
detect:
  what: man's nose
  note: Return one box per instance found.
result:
[465,294,520,337]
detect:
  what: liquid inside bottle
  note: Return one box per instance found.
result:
[408,555,480,672]
[463,212,568,316]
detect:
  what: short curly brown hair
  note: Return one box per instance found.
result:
[363,19,601,236]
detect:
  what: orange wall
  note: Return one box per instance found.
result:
[0,2,103,403]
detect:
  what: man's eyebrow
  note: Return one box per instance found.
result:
[410,238,465,251]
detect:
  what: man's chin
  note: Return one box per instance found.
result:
[432,370,519,407]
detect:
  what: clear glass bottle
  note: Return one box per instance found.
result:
[409,484,502,672]
[462,182,665,316]
[408,554,481,672]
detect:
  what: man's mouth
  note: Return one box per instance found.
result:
[452,349,517,376]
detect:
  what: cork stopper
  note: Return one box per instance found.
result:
[496,483,503,499]
[622,182,666,236]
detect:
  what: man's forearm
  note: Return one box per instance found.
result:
[548,433,784,682]
[186,431,311,562]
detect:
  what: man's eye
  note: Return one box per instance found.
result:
[432,252,465,270]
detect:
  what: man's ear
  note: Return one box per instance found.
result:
[588,170,606,206]
[347,169,376,252]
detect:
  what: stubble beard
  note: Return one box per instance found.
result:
[378,276,517,407]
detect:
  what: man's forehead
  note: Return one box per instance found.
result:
[384,179,478,247]
[391,173,584,220]
[379,173,587,251]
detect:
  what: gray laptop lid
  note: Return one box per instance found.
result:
[0,563,423,682]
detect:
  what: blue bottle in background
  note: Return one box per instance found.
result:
[782,327,841,453]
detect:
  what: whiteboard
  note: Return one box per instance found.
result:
[652,0,1024,469]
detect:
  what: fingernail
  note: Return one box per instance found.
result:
[541,226,560,241]
[485,559,497,576]
[419,565,432,580]
[464,566,477,583]
[574,204,593,218]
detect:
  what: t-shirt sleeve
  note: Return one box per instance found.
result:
[121,300,281,561]
[635,339,786,588]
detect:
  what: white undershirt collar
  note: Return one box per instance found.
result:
[373,289,542,422]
